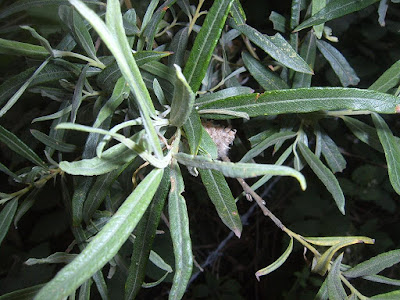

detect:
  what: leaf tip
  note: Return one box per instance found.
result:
[233,228,241,239]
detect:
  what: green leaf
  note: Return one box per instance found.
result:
[175,152,306,190]
[125,169,170,300]
[0,38,48,57]
[14,189,40,228]
[255,237,293,280]
[196,87,253,106]
[363,274,400,286]
[242,52,289,90]
[230,20,313,74]
[34,168,163,300]
[0,125,46,168]
[183,111,203,155]
[0,58,50,119]
[303,236,374,247]
[169,65,195,127]
[298,142,345,214]
[71,9,97,60]
[240,131,296,163]
[72,177,93,226]
[168,27,189,68]
[269,11,286,33]
[370,290,400,300]
[327,253,347,300]
[199,169,242,237]
[371,113,400,195]
[230,0,246,24]
[197,87,400,118]
[316,40,360,87]
[183,0,234,92]
[294,0,380,32]
[369,59,400,93]
[21,25,53,55]
[312,0,327,38]
[344,249,400,278]
[0,162,20,181]
[292,31,316,88]
[25,252,77,265]
[341,116,383,152]
[0,198,18,247]
[30,129,76,153]
[0,284,45,300]
[320,131,346,173]
[315,278,329,300]
[169,161,193,300]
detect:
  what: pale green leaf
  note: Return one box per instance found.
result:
[0,198,18,247]
[230,0,246,24]
[25,252,77,265]
[370,290,400,300]
[369,59,400,93]
[0,38,48,57]
[312,0,327,38]
[327,253,347,300]
[269,11,286,33]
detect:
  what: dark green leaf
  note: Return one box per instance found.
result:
[35,169,163,300]
[230,20,313,74]
[371,113,400,195]
[370,290,400,300]
[169,161,193,300]
[242,52,289,90]
[269,11,286,33]
[183,0,234,92]
[168,27,189,68]
[369,59,400,93]
[316,40,359,87]
[0,198,18,247]
[30,129,76,152]
[14,189,40,228]
[294,0,380,32]
[0,284,45,300]
[183,111,203,155]
[199,169,242,237]
[25,252,77,265]
[327,253,347,300]
[292,31,316,88]
[0,38,48,57]
[298,142,345,214]
[320,131,346,173]
[230,0,246,24]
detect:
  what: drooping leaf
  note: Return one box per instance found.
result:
[168,161,193,300]
[369,59,400,93]
[0,125,46,168]
[34,168,163,300]
[320,131,346,173]
[255,237,293,280]
[327,253,347,300]
[175,152,306,190]
[230,20,313,74]
[199,169,242,237]
[0,198,18,247]
[371,113,400,195]
[298,142,345,214]
[183,0,234,92]
[197,87,400,118]
[344,249,400,278]
[294,0,380,32]
[125,169,171,300]
[242,52,289,90]
[316,40,360,87]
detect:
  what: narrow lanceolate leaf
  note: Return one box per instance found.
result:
[370,290,400,299]
[312,0,327,38]
[363,274,400,286]
[242,52,289,90]
[199,169,242,237]
[320,132,346,173]
[169,162,193,300]
[71,9,97,60]
[369,59,400,93]
[0,198,18,247]
[327,253,347,300]
[298,142,345,214]
[35,169,163,300]
[0,38,48,58]
[294,0,380,32]
[230,0,246,24]
[255,237,293,281]
[183,112,203,155]
[344,249,400,278]
[169,65,195,127]
[0,162,20,181]
[0,284,45,300]
[175,152,306,190]
[168,27,189,68]
[197,88,400,118]
[70,0,163,158]
[125,169,170,300]
[183,0,234,92]
[341,116,383,152]
[372,113,400,195]
[316,40,360,87]
[30,129,76,153]
[0,125,46,168]
[315,278,329,300]
[303,236,374,247]
[25,252,77,265]
[292,31,316,88]
[230,20,313,74]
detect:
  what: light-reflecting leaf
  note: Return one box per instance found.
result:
[199,169,242,237]
[371,113,400,195]
[25,252,77,265]
[303,236,374,247]
[327,253,347,300]
[242,52,289,90]
[197,87,400,118]
[298,142,345,214]
[0,125,46,168]
[183,0,234,92]
[294,0,380,32]
[230,0,246,24]
[175,152,306,190]
[35,169,163,300]
[255,237,293,280]
[315,278,329,300]
[369,59,400,93]
[344,249,400,278]
[0,198,18,247]
[0,38,48,58]
[169,161,193,300]
[316,40,359,87]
